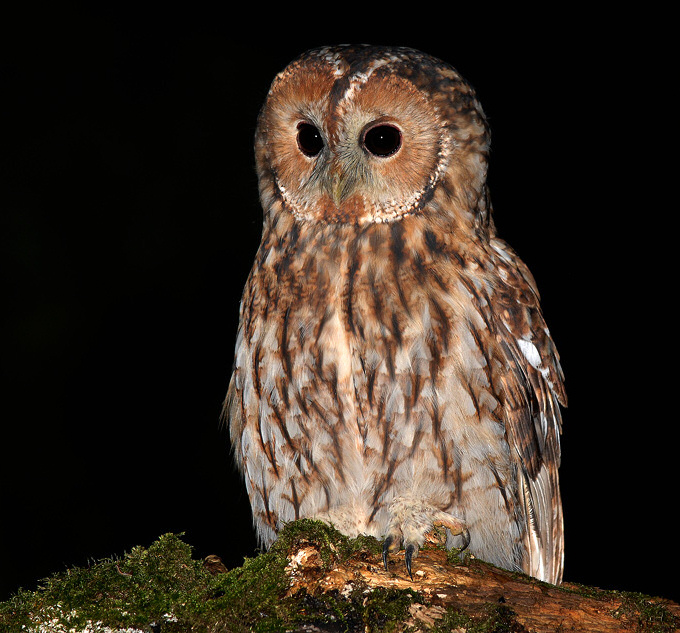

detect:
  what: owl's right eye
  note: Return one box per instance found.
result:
[296,122,324,157]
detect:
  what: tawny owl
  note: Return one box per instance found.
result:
[225,45,566,584]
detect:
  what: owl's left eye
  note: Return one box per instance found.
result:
[362,124,402,158]
[297,122,324,157]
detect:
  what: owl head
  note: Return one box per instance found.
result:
[255,45,491,228]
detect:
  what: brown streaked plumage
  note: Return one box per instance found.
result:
[225,45,566,584]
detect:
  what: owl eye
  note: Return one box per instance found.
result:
[296,122,324,157]
[362,124,402,157]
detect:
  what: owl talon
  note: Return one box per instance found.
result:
[382,536,392,572]
[459,528,471,553]
[404,543,416,580]
[383,535,417,580]
[381,496,467,580]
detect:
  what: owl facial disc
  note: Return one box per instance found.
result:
[256,45,464,225]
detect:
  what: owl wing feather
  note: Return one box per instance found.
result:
[487,237,566,584]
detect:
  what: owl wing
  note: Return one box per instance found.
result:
[487,237,566,584]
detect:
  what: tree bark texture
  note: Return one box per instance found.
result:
[283,538,679,632]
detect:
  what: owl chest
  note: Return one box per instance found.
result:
[235,233,512,522]
[241,244,497,440]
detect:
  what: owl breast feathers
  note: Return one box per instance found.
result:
[225,45,567,584]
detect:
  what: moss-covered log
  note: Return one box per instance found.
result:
[1,520,678,632]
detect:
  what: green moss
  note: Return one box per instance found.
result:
[270,517,352,568]
[444,544,471,568]
[555,582,679,633]
[610,591,679,633]
[0,521,418,633]
[431,603,527,633]
[557,580,610,601]
[0,531,286,632]
[271,517,384,568]
[200,545,290,632]
[0,532,212,632]
[290,585,423,633]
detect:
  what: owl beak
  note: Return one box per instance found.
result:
[331,173,345,207]
[326,166,355,207]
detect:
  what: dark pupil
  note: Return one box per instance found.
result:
[363,124,402,157]
[297,123,323,157]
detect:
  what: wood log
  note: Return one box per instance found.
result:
[282,529,680,632]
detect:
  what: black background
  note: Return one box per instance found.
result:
[2,6,676,605]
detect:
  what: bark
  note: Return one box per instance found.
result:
[283,539,680,632]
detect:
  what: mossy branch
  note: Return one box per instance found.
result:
[1,520,678,632]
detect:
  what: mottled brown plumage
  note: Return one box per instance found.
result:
[225,45,566,584]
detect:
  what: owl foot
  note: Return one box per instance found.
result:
[381,496,469,580]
